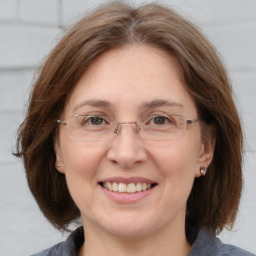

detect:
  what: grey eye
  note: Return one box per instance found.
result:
[81,116,109,126]
[89,116,105,125]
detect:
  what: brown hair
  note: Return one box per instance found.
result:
[15,2,243,242]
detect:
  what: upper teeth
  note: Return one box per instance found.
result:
[103,182,152,193]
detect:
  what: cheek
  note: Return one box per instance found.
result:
[149,140,201,195]
[59,138,107,197]
[150,141,199,174]
[60,143,109,216]
[59,135,105,176]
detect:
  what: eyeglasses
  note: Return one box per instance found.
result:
[57,114,201,142]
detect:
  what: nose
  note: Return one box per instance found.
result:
[107,123,147,169]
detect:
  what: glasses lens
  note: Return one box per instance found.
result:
[138,115,187,140]
[62,114,189,141]
[68,115,117,141]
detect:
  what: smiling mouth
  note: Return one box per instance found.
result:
[99,182,157,193]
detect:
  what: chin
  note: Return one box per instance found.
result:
[91,212,156,239]
[104,224,151,239]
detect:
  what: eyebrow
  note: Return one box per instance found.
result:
[72,99,183,113]
[73,99,113,112]
[140,99,184,110]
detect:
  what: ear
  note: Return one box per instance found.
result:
[54,137,65,174]
[195,125,216,177]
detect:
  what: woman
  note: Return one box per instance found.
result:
[15,2,255,256]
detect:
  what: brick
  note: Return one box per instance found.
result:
[0,70,34,112]
[219,151,256,253]
[230,71,256,152]
[19,0,59,26]
[151,0,256,26]
[61,0,256,27]
[0,163,66,256]
[62,0,95,26]
[0,0,18,21]
[0,112,23,164]
[61,0,255,72]
[0,70,35,165]
[243,113,256,152]
[62,0,123,26]
[203,21,256,71]
[0,24,61,68]
[231,71,256,114]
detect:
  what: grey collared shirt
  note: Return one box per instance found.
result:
[32,227,255,256]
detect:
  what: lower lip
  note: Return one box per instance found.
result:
[100,185,155,204]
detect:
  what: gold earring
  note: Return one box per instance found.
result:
[200,166,207,176]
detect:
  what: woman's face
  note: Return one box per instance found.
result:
[55,45,214,239]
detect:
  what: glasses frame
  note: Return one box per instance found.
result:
[57,114,201,142]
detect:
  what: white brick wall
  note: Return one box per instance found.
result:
[0,0,18,21]
[1,0,255,255]
[0,25,60,68]
[19,0,59,26]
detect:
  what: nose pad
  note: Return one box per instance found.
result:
[114,121,140,135]
[107,122,147,169]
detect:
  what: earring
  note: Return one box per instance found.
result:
[200,166,207,176]
[56,164,61,168]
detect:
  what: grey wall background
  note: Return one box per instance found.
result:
[0,0,255,255]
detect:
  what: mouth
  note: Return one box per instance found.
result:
[99,181,157,193]
[98,177,158,203]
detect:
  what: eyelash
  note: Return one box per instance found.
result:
[76,110,178,124]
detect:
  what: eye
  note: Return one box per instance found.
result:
[152,116,171,125]
[81,116,109,126]
[88,116,105,125]
[146,115,174,126]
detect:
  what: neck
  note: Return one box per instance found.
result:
[78,222,191,256]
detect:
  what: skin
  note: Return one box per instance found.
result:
[55,45,215,256]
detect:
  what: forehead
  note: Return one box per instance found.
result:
[63,44,197,117]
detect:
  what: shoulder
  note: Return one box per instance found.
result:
[189,228,255,256]
[31,226,84,256]
[31,243,62,256]
[220,243,255,256]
